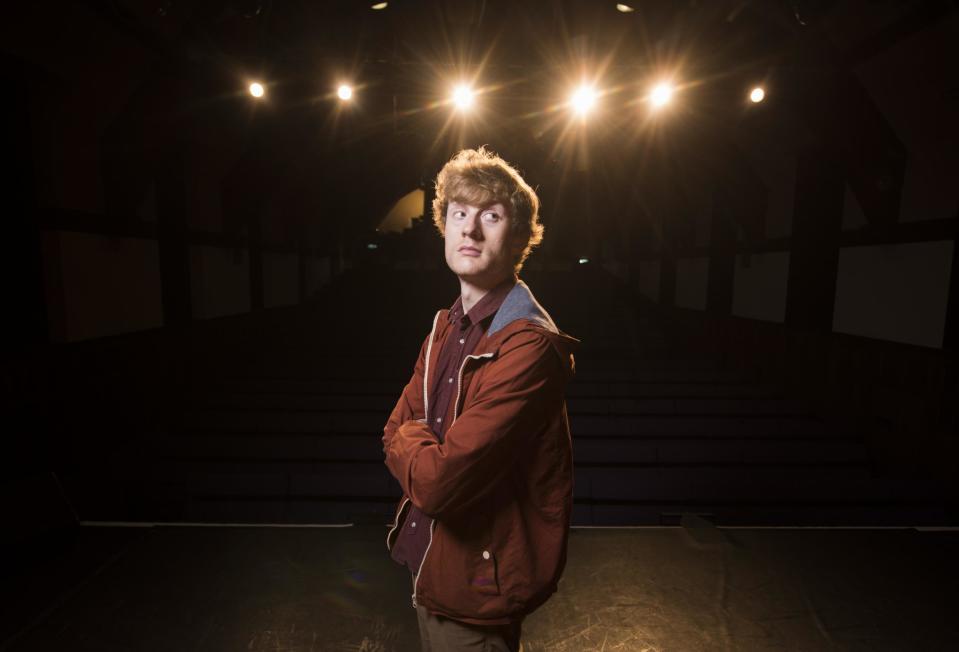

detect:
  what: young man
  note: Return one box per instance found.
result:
[383,147,578,651]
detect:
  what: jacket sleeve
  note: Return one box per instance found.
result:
[385,329,563,519]
[382,331,430,458]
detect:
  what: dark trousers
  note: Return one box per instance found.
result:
[416,605,523,652]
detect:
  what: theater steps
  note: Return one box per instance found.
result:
[123,267,946,526]
[134,349,943,526]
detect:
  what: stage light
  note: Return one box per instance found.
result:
[371,2,388,9]
[570,85,598,116]
[337,84,353,100]
[452,84,475,110]
[248,82,265,98]
[650,83,673,109]
[750,87,765,103]
[616,4,635,12]
[578,258,590,264]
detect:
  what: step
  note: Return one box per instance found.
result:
[573,438,868,465]
[574,466,879,503]
[187,394,399,412]
[189,379,406,396]
[568,414,832,438]
[566,397,804,416]
[152,432,384,461]
[566,381,782,399]
[148,463,398,499]
[152,431,867,467]
[181,409,387,433]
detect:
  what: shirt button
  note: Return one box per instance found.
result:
[448,377,453,383]
[436,417,442,423]
[411,522,417,528]
[482,550,491,560]
[459,338,465,344]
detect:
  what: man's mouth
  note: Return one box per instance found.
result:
[458,246,481,255]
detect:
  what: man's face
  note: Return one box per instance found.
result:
[444,200,522,287]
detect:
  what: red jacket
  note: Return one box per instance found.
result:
[383,280,578,626]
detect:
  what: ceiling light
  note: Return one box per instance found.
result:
[570,85,598,116]
[452,84,475,110]
[650,83,673,108]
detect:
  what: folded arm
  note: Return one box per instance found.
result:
[385,330,562,519]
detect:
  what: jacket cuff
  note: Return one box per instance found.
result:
[386,419,437,495]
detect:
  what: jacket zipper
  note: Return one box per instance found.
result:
[422,311,441,421]
[411,519,436,608]
[407,311,442,609]
[411,351,494,610]
[453,353,494,422]
[386,497,411,551]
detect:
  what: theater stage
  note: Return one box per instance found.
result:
[4,522,958,651]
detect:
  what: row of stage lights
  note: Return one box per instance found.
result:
[246,80,768,115]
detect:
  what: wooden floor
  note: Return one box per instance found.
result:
[5,523,959,651]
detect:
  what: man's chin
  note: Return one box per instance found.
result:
[448,266,512,287]
[447,262,485,280]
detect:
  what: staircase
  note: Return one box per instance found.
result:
[133,266,945,526]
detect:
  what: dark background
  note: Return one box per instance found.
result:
[3,0,958,537]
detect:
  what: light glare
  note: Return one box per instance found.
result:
[616,4,635,12]
[337,84,353,100]
[248,82,265,98]
[371,2,388,9]
[570,85,597,115]
[750,87,765,103]
[650,83,673,108]
[452,84,474,110]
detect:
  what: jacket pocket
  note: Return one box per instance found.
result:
[468,548,500,596]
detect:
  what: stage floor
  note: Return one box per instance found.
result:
[6,523,959,651]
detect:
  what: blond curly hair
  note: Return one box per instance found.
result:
[432,147,544,272]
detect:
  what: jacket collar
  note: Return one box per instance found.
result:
[488,280,558,336]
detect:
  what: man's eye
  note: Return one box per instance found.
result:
[482,212,500,221]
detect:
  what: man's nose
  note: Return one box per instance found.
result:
[461,212,482,238]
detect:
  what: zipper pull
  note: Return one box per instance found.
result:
[411,593,418,609]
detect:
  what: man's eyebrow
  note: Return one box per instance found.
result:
[448,200,505,211]
[478,202,505,211]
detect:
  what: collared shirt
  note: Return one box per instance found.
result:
[390,276,517,575]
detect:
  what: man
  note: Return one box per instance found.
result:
[382,147,578,651]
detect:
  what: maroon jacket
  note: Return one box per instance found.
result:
[383,280,578,626]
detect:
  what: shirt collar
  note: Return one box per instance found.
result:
[448,276,517,327]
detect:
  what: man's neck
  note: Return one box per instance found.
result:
[459,274,515,314]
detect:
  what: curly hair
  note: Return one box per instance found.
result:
[432,147,544,272]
